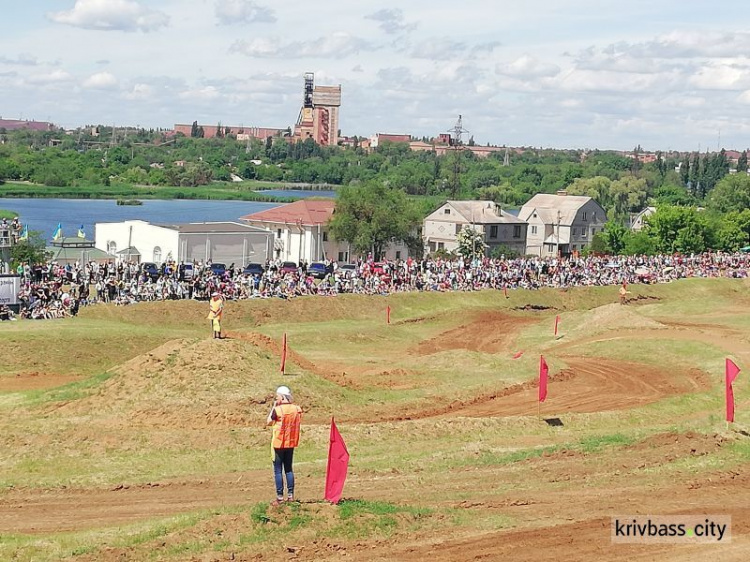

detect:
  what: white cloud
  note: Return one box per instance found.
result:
[215,0,276,25]
[26,70,74,85]
[689,63,750,91]
[364,9,417,35]
[406,37,466,60]
[601,31,750,60]
[48,0,169,32]
[497,55,560,79]
[123,83,153,100]
[230,32,372,59]
[0,53,40,66]
[83,71,118,89]
[179,86,222,101]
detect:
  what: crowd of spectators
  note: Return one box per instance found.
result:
[7,251,750,320]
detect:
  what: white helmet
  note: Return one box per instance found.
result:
[276,386,291,395]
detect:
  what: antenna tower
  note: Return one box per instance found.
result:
[448,115,469,198]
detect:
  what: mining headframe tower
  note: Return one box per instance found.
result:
[293,73,341,146]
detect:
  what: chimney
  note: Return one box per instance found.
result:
[557,190,568,196]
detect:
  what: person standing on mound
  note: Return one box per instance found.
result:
[266,385,302,505]
[618,281,630,305]
[207,291,225,338]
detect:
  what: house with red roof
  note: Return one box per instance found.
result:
[240,199,410,264]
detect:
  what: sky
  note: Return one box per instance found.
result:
[2,0,750,151]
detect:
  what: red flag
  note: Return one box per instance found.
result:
[512,351,524,359]
[726,358,741,423]
[539,355,549,403]
[554,315,560,336]
[324,417,350,504]
[386,305,391,324]
[280,333,287,374]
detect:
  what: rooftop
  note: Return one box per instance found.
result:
[240,200,336,226]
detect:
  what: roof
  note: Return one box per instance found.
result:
[159,221,274,235]
[50,237,95,247]
[543,232,571,245]
[427,200,526,225]
[240,200,336,227]
[518,194,600,225]
[116,246,141,256]
[46,245,111,262]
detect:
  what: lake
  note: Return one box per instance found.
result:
[0,189,336,241]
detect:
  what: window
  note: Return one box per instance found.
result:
[276,228,282,238]
[455,224,461,235]
[572,227,577,236]
[592,212,596,221]
[338,251,345,262]
[591,228,596,236]
[438,242,445,250]
[490,225,498,239]
[153,246,162,263]
[396,251,402,259]
[322,231,328,242]
[531,226,537,235]
[582,212,588,221]
[107,241,117,254]
[581,229,587,238]
[444,208,451,214]
[513,225,521,238]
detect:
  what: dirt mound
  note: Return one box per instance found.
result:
[413,311,538,355]
[445,358,711,417]
[628,431,725,457]
[566,304,665,337]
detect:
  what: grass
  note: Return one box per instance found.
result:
[0,278,749,560]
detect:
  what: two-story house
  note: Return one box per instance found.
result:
[423,200,528,256]
[518,192,606,257]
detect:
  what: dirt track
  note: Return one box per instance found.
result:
[2,300,750,561]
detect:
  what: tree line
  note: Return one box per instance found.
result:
[2,127,750,257]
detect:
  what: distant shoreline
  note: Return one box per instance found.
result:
[0,181,337,202]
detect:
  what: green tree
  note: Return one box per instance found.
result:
[190,121,199,138]
[602,221,628,254]
[708,174,750,213]
[329,182,419,259]
[679,154,690,185]
[623,231,655,255]
[646,206,709,254]
[10,231,50,267]
[737,151,748,173]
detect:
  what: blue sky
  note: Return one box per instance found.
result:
[2,0,750,151]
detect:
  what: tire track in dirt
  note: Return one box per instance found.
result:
[442,358,711,417]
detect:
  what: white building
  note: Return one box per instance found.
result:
[518,192,606,256]
[240,199,411,264]
[423,200,528,256]
[630,206,656,231]
[95,220,273,265]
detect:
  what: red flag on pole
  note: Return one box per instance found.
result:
[726,358,741,423]
[324,417,350,504]
[554,315,560,336]
[539,355,549,403]
[386,305,391,324]
[280,333,287,374]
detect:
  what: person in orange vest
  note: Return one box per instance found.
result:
[207,292,225,339]
[266,385,302,505]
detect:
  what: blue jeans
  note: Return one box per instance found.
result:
[273,448,295,498]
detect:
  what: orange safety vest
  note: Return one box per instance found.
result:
[272,403,302,449]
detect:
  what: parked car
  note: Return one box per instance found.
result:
[141,262,160,281]
[308,262,329,279]
[209,262,227,276]
[243,262,265,276]
[338,263,358,276]
[280,261,298,274]
[178,263,194,281]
